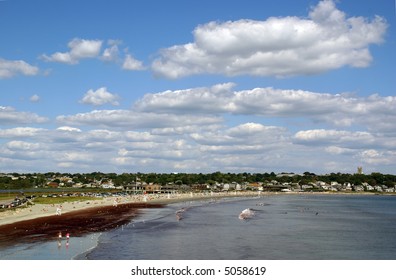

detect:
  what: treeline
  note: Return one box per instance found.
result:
[1,171,395,190]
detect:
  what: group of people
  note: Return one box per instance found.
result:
[57,231,70,248]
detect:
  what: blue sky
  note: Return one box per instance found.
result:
[0,0,395,174]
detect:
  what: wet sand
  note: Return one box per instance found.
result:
[0,202,162,248]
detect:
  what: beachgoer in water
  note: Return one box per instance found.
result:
[57,232,62,248]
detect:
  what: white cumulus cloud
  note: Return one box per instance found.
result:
[134,83,236,113]
[56,126,82,132]
[56,109,222,130]
[101,40,121,62]
[0,106,48,125]
[135,84,396,134]
[151,0,387,79]
[29,94,40,103]
[41,38,103,64]
[6,140,40,151]
[0,127,47,138]
[122,54,145,70]
[0,58,39,79]
[80,87,120,106]
[293,129,375,148]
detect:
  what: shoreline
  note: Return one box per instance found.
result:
[0,191,264,227]
[0,191,393,249]
[0,202,163,248]
[1,190,392,227]
[0,192,259,248]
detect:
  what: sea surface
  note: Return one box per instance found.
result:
[2,194,396,260]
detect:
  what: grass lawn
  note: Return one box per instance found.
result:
[32,196,101,205]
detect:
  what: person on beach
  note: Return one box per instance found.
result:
[56,205,62,215]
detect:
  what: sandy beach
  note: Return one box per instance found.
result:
[0,192,259,248]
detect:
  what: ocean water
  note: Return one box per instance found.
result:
[81,194,396,260]
[2,194,396,260]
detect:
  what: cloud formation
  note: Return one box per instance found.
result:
[0,58,39,79]
[41,38,103,64]
[41,38,145,72]
[0,106,48,125]
[56,109,223,130]
[101,40,121,62]
[29,94,40,103]
[80,87,120,106]
[122,54,145,71]
[9,81,391,173]
[0,127,47,138]
[135,84,396,134]
[151,0,387,79]
[294,129,376,148]
[12,82,383,173]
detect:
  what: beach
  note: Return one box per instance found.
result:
[0,192,259,248]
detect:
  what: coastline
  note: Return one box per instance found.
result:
[0,191,392,249]
[0,202,162,248]
[0,190,391,226]
[0,192,259,248]
[0,192,264,227]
